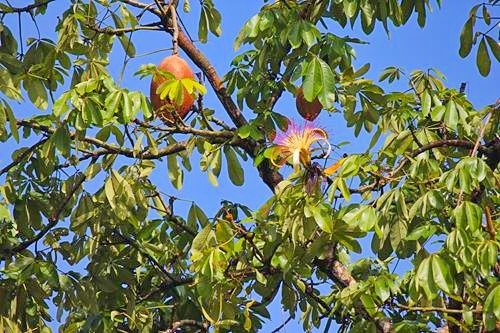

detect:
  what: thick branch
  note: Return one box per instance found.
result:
[315,256,391,333]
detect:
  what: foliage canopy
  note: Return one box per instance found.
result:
[0,1,498,332]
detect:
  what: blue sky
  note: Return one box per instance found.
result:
[1,1,498,332]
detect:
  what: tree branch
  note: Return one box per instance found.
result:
[315,255,392,333]
[352,139,490,194]
[164,319,209,333]
[484,205,496,240]
[0,0,55,14]
[117,0,284,192]
[17,119,234,160]
[0,138,49,176]
[395,303,482,314]
[1,166,91,258]
[86,22,163,35]
[270,315,293,333]
[113,230,187,284]
[132,118,235,138]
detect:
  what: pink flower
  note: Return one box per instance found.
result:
[270,121,331,170]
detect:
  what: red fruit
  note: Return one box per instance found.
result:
[150,55,196,123]
[295,88,322,121]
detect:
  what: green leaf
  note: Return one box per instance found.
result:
[121,93,134,122]
[342,205,377,232]
[390,219,407,250]
[343,0,358,18]
[120,5,138,27]
[443,100,458,130]
[74,79,98,95]
[224,146,244,186]
[416,257,438,299]
[483,284,500,330]
[360,294,377,316]
[406,224,437,241]
[53,125,71,156]
[183,0,190,12]
[374,278,390,302]
[430,105,445,122]
[482,5,491,25]
[3,101,18,142]
[158,79,184,107]
[302,56,335,108]
[167,154,183,190]
[338,178,351,201]
[453,201,482,232]
[308,204,333,233]
[288,23,302,49]
[243,301,253,331]
[105,90,123,118]
[400,0,415,24]
[458,18,473,58]
[53,91,70,117]
[255,270,267,285]
[421,90,431,117]
[234,14,259,50]
[198,7,209,43]
[301,22,319,47]
[207,6,222,37]
[415,0,426,27]
[477,37,491,77]
[431,255,454,294]
[23,78,48,110]
[192,224,213,253]
[485,35,500,62]
[71,195,94,230]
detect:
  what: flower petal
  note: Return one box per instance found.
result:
[323,157,346,176]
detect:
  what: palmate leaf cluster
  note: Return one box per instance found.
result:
[0,1,498,333]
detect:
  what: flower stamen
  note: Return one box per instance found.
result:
[270,122,331,170]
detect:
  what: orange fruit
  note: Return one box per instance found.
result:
[150,55,196,123]
[295,88,322,121]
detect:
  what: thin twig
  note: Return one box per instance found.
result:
[271,315,293,333]
[0,0,55,14]
[0,138,49,176]
[87,22,163,35]
[1,163,94,258]
[17,119,235,160]
[395,303,482,314]
[114,231,183,283]
[457,110,494,205]
[351,139,489,194]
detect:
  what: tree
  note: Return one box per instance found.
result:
[0,0,498,332]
